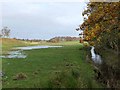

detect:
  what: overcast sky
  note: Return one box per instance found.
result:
[1,1,87,40]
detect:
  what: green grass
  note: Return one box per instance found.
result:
[1,38,31,54]
[1,39,102,88]
[2,41,102,88]
[38,41,81,46]
[1,38,79,55]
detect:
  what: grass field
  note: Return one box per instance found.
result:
[1,38,32,54]
[1,38,102,88]
[1,38,80,54]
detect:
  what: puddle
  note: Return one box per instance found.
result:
[1,50,27,59]
[15,45,62,50]
[90,46,102,64]
[0,45,62,59]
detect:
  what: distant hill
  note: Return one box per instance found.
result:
[48,36,80,43]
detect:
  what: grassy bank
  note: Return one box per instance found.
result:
[1,38,79,55]
[2,39,102,88]
[1,38,31,54]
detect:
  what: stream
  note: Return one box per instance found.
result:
[90,46,102,64]
[1,45,102,63]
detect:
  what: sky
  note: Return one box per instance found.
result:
[1,0,87,40]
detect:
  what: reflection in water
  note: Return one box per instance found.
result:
[0,50,26,59]
[15,45,62,50]
[1,45,62,59]
[7,50,26,59]
[90,46,102,64]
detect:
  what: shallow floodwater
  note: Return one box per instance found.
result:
[15,45,62,50]
[7,50,26,59]
[90,46,102,64]
[0,45,62,59]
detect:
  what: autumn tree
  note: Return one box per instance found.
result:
[78,1,120,88]
[80,2,119,49]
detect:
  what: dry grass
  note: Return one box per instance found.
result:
[13,72,27,80]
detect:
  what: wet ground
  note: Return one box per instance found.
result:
[90,46,102,64]
[0,45,62,59]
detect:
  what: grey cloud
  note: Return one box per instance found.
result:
[2,2,86,39]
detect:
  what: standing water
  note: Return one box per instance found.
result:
[90,46,102,64]
[0,45,62,59]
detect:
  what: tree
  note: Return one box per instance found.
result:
[1,27,11,38]
[78,1,120,88]
[80,2,120,50]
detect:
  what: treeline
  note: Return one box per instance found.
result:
[48,36,80,43]
[16,38,42,42]
[79,1,120,88]
[14,36,79,43]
